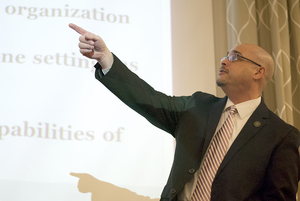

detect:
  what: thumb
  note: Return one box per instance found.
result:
[69,23,88,35]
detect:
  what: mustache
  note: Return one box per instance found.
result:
[219,67,228,73]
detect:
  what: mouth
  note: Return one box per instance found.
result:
[219,67,227,75]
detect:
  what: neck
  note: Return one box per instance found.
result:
[221,87,261,105]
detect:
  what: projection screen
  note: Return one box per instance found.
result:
[0,0,173,200]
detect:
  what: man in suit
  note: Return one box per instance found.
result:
[69,23,300,201]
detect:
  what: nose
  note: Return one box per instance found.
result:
[220,56,229,65]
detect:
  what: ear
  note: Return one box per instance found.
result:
[253,66,266,80]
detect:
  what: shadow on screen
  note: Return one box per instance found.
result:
[70,172,159,201]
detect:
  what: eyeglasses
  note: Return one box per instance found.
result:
[221,54,261,67]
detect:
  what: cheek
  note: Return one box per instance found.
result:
[229,69,249,83]
[237,70,254,85]
[236,67,251,77]
[243,68,256,79]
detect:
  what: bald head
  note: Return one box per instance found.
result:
[232,43,274,89]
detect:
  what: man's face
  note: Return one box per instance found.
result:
[216,45,260,91]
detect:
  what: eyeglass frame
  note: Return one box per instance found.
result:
[221,54,262,67]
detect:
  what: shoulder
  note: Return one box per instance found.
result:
[191,91,226,109]
[191,91,223,103]
[267,108,299,134]
[258,102,300,142]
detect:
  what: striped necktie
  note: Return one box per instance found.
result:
[191,105,238,201]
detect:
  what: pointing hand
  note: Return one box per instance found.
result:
[69,23,113,69]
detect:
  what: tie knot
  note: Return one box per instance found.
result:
[229,105,237,115]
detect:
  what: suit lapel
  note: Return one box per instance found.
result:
[216,99,269,176]
[201,97,227,159]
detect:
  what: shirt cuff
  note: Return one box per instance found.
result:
[102,67,111,75]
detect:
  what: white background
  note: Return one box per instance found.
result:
[0,0,173,200]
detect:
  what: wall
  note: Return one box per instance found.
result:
[171,0,216,96]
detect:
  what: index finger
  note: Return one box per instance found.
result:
[70,172,86,178]
[69,23,88,35]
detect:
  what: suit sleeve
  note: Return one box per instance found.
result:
[262,127,300,200]
[94,54,196,136]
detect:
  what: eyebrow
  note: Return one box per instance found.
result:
[232,50,242,55]
[227,50,243,56]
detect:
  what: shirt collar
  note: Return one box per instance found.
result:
[224,97,261,119]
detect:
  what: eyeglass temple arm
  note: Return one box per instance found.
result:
[239,55,261,67]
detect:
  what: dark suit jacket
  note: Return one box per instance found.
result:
[94,54,300,201]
